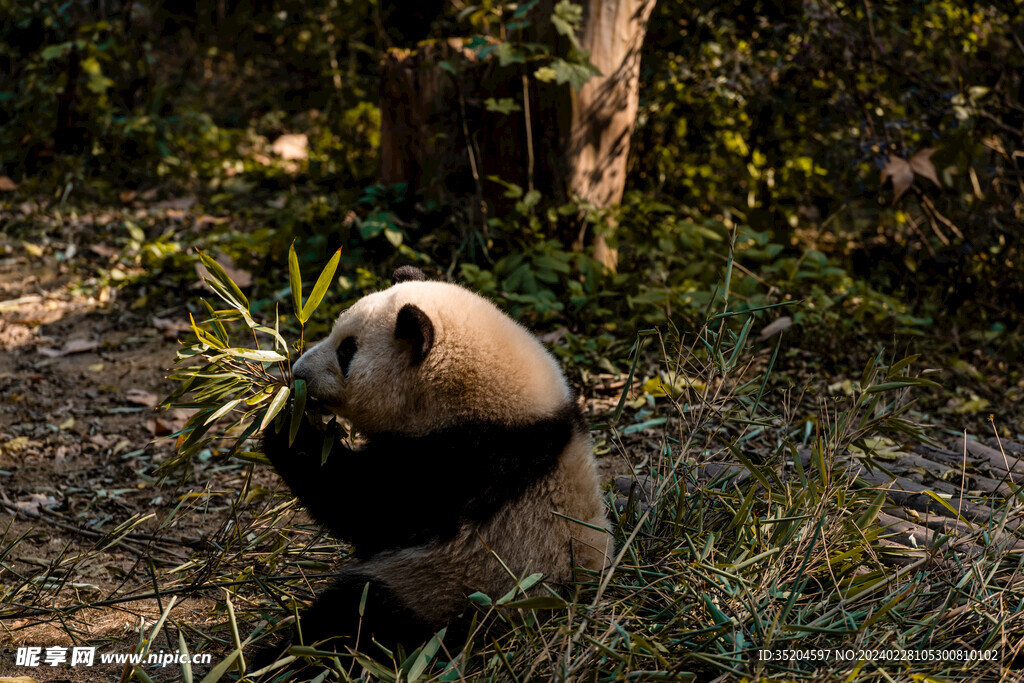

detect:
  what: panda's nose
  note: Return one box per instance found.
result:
[291,346,315,382]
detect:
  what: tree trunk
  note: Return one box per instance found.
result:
[378,0,656,269]
[566,0,656,269]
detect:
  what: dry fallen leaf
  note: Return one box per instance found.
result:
[271,133,309,160]
[125,389,159,407]
[38,339,100,357]
[66,339,101,355]
[152,316,192,340]
[881,148,939,203]
[151,196,196,211]
[881,155,914,203]
[196,214,230,227]
[146,409,191,436]
[89,433,114,448]
[0,176,18,191]
[89,243,120,259]
[538,327,569,345]
[909,147,940,187]
[11,493,58,516]
[758,316,793,341]
[0,436,38,454]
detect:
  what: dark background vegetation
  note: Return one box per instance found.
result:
[3,0,1022,423]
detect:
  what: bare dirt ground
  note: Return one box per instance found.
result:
[0,243,261,680]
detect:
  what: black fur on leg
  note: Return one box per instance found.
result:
[260,416,370,548]
[299,571,435,653]
[250,571,436,672]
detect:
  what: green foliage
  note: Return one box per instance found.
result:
[443,1,601,93]
[3,0,1020,390]
[634,0,1024,319]
[0,0,379,187]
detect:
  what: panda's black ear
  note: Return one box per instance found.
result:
[395,303,434,364]
[392,266,426,284]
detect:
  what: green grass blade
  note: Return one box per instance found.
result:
[178,630,193,683]
[407,628,446,682]
[199,650,240,683]
[921,490,975,530]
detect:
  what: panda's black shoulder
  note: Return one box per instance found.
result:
[356,403,586,552]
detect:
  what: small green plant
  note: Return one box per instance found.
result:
[160,246,341,476]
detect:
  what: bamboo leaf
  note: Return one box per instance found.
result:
[613,330,656,423]
[224,348,288,363]
[204,398,241,426]
[189,313,226,350]
[500,595,568,610]
[199,649,240,683]
[407,628,446,682]
[201,299,229,344]
[865,379,942,393]
[178,630,193,683]
[288,242,303,320]
[320,430,334,466]
[226,420,260,458]
[198,250,249,310]
[259,385,290,432]
[887,354,920,377]
[863,586,913,629]
[299,248,341,323]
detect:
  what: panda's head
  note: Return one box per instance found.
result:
[291,268,571,435]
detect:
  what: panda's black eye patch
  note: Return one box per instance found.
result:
[336,336,357,377]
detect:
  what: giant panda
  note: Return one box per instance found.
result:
[259,265,611,659]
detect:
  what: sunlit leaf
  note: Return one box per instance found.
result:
[224,348,287,363]
[288,242,303,319]
[197,251,249,310]
[551,58,598,91]
[259,385,290,432]
[299,248,342,323]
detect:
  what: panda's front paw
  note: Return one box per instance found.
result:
[248,635,294,677]
[259,419,296,469]
[260,412,329,465]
